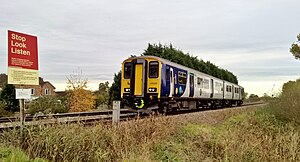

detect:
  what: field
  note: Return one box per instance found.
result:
[0,103,299,162]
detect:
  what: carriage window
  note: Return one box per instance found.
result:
[197,77,203,88]
[203,79,209,89]
[226,85,232,92]
[166,66,170,81]
[149,61,159,78]
[235,87,239,93]
[124,62,131,79]
[178,71,187,85]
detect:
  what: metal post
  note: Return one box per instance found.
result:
[112,101,120,124]
[19,99,25,128]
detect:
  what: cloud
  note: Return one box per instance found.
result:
[0,0,300,93]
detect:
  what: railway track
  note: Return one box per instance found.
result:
[0,102,264,130]
[0,109,133,123]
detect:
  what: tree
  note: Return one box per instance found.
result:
[248,94,259,102]
[94,81,109,108]
[108,71,121,105]
[282,79,300,93]
[290,34,300,60]
[98,81,109,93]
[242,92,248,100]
[143,43,238,84]
[66,70,95,112]
[0,84,19,112]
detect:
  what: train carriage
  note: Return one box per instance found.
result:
[121,56,243,112]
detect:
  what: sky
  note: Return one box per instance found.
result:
[0,0,300,96]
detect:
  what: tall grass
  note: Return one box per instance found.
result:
[153,110,300,161]
[0,116,176,162]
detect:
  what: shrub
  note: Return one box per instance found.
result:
[0,100,11,116]
[269,79,300,125]
[27,96,68,115]
[0,84,19,112]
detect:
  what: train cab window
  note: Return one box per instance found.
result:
[178,71,187,85]
[149,61,159,78]
[124,62,131,79]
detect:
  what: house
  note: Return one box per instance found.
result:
[0,74,56,99]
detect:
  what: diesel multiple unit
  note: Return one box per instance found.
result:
[121,56,244,112]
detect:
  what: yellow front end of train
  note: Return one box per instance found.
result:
[121,56,161,110]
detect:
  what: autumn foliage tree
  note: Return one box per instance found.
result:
[66,71,95,112]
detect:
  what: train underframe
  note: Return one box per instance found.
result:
[122,96,243,113]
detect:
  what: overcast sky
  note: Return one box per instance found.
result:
[1,0,300,96]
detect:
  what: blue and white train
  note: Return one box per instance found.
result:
[121,56,244,111]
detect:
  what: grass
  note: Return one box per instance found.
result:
[0,105,299,162]
[0,144,47,162]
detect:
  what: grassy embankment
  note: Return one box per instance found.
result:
[0,101,299,162]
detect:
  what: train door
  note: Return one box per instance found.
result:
[134,64,143,96]
[232,85,234,99]
[211,79,214,98]
[169,67,174,97]
[131,59,146,97]
[189,73,194,97]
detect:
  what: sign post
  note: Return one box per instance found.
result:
[7,30,38,128]
[16,88,31,127]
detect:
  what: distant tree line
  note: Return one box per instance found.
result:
[143,43,238,84]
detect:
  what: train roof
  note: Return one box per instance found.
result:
[123,55,242,88]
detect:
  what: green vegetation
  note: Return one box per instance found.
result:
[143,43,238,84]
[290,34,300,60]
[0,145,47,162]
[0,84,19,116]
[94,81,109,109]
[268,78,300,125]
[27,96,68,115]
[0,84,19,112]
[108,71,121,105]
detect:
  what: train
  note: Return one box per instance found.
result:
[121,56,244,112]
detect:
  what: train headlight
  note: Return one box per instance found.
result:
[124,88,130,92]
[148,88,157,92]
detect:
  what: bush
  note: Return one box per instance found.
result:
[0,84,19,112]
[269,79,300,125]
[27,96,68,115]
[0,100,12,116]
